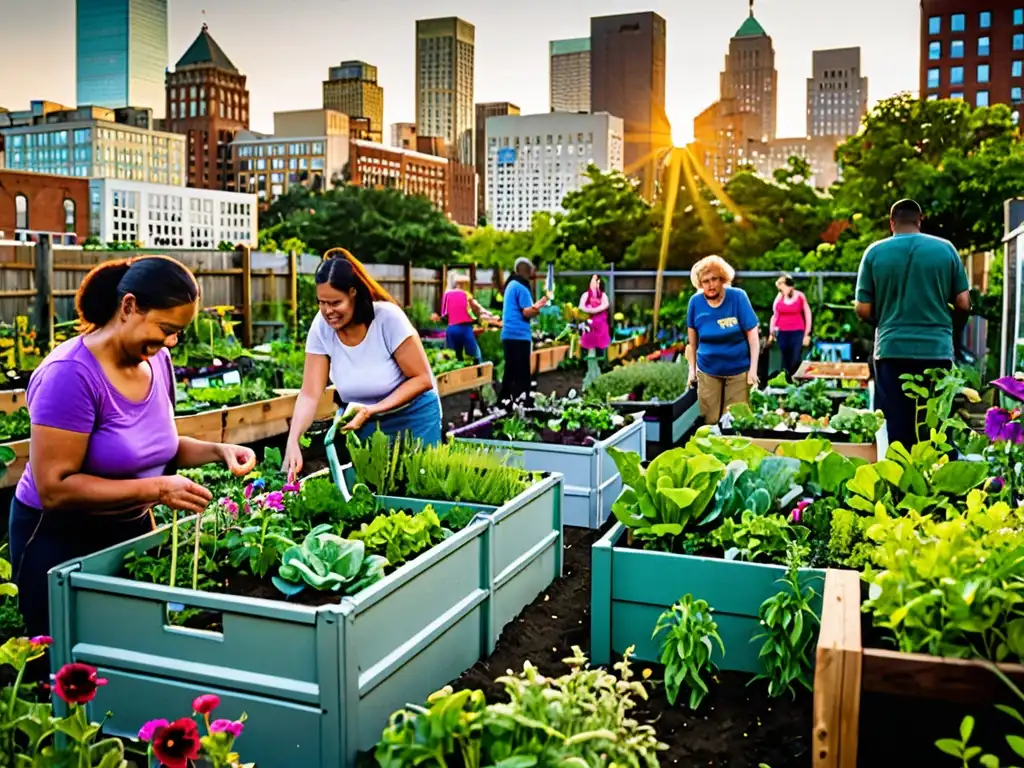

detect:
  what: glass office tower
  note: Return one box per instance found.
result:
[76,0,168,117]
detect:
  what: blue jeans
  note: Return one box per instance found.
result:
[776,330,805,376]
[355,389,443,447]
[446,323,481,362]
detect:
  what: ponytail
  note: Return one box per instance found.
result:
[75,255,200,333]
[316,248,398,326]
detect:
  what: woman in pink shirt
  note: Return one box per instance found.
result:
[437,273,497,363]
[769,275,813,375]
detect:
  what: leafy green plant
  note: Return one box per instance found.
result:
[703,457,804,525]
[710,511,810,563]
[271,525,388,597]
[828,405,885,442]
[348,507,446,567]
[653,594,725,709]
[935,665,1024,767]
[751,549,821,698]
[587,360,690,402]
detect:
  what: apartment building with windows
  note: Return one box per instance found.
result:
[0,103,185,185]
[416,17,475,165]
[550,38,591,113]
[921,0,1022,111]
[807,48,868,138]
[484,112,624,232]
[391,122,416,149]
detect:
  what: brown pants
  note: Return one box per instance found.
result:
[697,369,750,425]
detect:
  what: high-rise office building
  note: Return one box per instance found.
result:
[416,17,475,165]
[807,48,868,138]
[550,38,591,113]
[165,24,249,191]
[323,61,384,143]
[76,0,169,118]
[719,6,777,143]
[475,102,519,223]
[921,0,1022,110]
[590,12,669,200]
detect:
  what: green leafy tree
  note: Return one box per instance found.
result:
[556,167,653,264]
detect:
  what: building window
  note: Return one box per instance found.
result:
[1015,60,1024,77]
[951,92,964,100]
[1014,86,1024,102]
[929,41,941,60]
[63,199,76,232]
[14,195,27,230]
[980,11,992,28]
[979,37,991,56]
[977,90,990,107]
[1016,34,1024,51]
[1017,8,1024,25]
[951,40,965,58]
[979,64,991,82]
[929,15,941,34]
[951,13,965,31]
[927,68,941,88]
[951,66,965,85]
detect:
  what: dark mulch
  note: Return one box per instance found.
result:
[449,526,814,767]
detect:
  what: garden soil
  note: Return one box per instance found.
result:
[448,525,815,768]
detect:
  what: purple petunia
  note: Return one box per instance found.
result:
[209,718,245,738]
[985,408,1024,444]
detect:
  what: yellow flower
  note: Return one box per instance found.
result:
[959,387,981,403]
[641,668,652,679]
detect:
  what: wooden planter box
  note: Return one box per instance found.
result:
[48,474,563,768]
[812,570,1024,768]
[530,344,571,375]
[608,386,700,451]
[590,522,824,672]
[435,362,493,398]
[727,422,888,463]
[448,414,645,529]
[0,389,27,413]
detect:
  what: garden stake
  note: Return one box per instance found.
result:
[169,511,178,590]
[192,512,201,592]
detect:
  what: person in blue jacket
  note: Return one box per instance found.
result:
[684,255,761,424]
[499,257,549,405]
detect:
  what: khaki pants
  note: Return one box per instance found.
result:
[697,369,750,425]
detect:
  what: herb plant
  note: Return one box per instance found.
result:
[587,360,691,402]
[653,594,725,709]
[935,666,1024,767]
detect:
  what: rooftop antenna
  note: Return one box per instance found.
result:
[201,8,207,32]
[749,0,754,16]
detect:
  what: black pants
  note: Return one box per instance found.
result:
[500,339,533,406]
[9,498,152,678]
[874,358,952,450]
[776,330,804,376]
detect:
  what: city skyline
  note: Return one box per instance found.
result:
[2,0,918,144]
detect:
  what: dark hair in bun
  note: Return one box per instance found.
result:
[75,255,200,332]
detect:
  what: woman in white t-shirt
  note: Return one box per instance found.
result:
[282,248,440,475]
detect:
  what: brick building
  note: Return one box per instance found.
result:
[0,170,90,243]
[921,0,1023,110]
[164,24,249,190]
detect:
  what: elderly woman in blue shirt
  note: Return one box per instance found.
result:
[684,255,761,424]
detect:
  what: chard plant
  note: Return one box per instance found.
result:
[653,594,725,710]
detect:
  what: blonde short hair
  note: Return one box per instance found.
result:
[690,255,736,290]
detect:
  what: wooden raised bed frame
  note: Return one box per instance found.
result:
[531,344,571,375]
[813,570,1024,768]
[436,361,493,397]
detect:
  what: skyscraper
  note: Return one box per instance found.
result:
[323,61,384,143]
[550,38,591,113]
[719,5,777,142]
[165,24,249,190]
[76,0,169,117]
[807,48,868,138]
[475,102,519,223]
[590,12,669,200]
[920,0,1020,110]
[416,17,475,165]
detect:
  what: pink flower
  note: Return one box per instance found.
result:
[210,718,245,738]
[791,499,812,524]
[243,483,254,499]
[138,718,169,742]
[192,694,220,715]
[263,491,285,511]
[220,498,239,518]
[29,635,53,646]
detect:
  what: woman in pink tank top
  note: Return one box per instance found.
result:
[768,274,813,376]
[437,273,497,363]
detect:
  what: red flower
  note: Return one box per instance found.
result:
[53,663,107,705]
[192,693,220,715]
[151,718,201,768]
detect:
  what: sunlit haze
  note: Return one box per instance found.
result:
[0,0,918,142]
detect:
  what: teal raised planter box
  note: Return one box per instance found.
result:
[590,522,824,673]
[47,473,563,768]
[447,414,645,529]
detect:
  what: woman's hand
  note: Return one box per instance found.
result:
[341,406,374,433]
[219,443,257,477]
[430,312,441,323]
[766,334,775,346]
[687,369,697,389]
[802,335,811,348]
[282,439,304,478]
[156,475,213,514]
[747,369,759,388]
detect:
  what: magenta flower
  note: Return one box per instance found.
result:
[220,498,239,518]
[262,491,285,511]
[138,718,169,742]
[29,635,53,647]
[192,693,220,715]
[210,718,245,738]
[243,483,254,499]
[986,408,1024,444]
[790,499,812,524]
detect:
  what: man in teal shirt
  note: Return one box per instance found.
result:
[500,257,548,405]
[855,199,971,448]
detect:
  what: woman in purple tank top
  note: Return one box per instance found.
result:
[9,256,256,662]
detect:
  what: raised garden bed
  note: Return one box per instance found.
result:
[531,344,572,375]
[611,387,700,450]
[436,361,493,397]
[590,522,825,673]
[448,411,644,529]
[721,423,888,462]
[48,472,564,768]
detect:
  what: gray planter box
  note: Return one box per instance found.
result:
[447,414,645,529]
[47,474,563,768]
[608,388,700,449]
